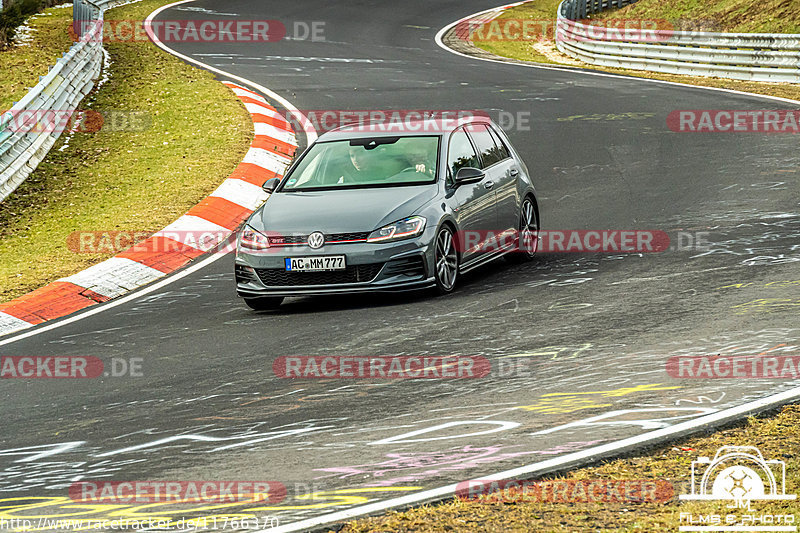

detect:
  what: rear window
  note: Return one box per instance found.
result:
[467,124,503,168]
[487,125,511,161]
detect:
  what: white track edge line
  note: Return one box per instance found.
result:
[258,384,800,533]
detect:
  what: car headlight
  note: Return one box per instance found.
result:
[239,225,270,250]
[367,216,426,243]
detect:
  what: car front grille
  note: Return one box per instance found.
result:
[255,263,384,286]
[327,232,370,243]
[268,232,370,246]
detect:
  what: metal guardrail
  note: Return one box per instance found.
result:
[0,0,132,202]
[555,0,800,83]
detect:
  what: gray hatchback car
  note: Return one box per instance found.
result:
[234,118,539,310]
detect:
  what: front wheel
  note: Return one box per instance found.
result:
[433,226,459,294]
[243,296,284,311]
[506,196,539,263]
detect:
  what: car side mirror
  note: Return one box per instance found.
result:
[262,177,280,194]
[454,167,485,185]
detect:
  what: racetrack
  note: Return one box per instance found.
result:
[1,0,800,531]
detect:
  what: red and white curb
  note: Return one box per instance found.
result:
[0,82,297,337]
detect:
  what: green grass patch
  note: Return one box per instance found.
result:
[335,404,800,532]
[469,0,562,64]
[0,3,73,110]
[0,0,253,303]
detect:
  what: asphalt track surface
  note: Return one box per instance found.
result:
[2,0,800,531]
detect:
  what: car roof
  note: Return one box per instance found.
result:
[314,116,495,142]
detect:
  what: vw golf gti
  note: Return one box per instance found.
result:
[234,118,539,310]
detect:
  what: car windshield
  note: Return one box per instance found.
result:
[280,136,439,191]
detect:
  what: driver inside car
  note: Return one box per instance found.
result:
[342,144,379,183]
[404,139,436,177]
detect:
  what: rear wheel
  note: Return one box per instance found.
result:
[433,225,459,294]
[507,196,538,263]
[243,296,284,311]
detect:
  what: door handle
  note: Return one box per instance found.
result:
[510,169,519,176]
[484,181,495,190]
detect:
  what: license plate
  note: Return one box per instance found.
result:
[285,256,346,272]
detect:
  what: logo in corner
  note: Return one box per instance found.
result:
[680,445,796,503]
[307,232,325,249]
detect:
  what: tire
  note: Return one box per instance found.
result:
[243,296,284,311]
[506,196,539,263]
[433,225,459,294]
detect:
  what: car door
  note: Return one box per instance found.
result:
[446,126,496,264]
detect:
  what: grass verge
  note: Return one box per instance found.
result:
[0,3,74,110]
[333,404,800,532]
[0,0,253,303]
[469,0,800,102]
[470,0,561,65]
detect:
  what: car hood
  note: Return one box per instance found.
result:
[252,185,436,234]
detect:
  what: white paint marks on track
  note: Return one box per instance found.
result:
[255,385,800,533]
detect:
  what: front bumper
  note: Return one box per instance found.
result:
[234,235,435,297]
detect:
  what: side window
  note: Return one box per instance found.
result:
[468,124,502,168]
[487,126,511,161]
[447,128,480,178]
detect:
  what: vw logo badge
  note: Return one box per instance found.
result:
[307,232,325,249]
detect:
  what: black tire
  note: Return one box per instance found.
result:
[506,196,539,263]
[433,225,459,294]
[243,296,284,311]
